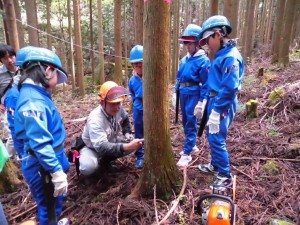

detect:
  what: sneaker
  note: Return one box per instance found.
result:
[58,218,69,225]
[176,155,192,167]
[198,163,218,175]
[210,174,233,190]
[180,145,200,155]
[135,158,144,169]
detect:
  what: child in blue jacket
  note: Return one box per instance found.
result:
[196,15,245,190]
[15,47,69,225]
[175,24,210,167]
[128,45,144,168]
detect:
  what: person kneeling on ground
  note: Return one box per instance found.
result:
[79,81,144,182]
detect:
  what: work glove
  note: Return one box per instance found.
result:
[207,109,220,134]
[125,133,134,141]
[171,93,177,109]
[194,99,207,120]
[51,170,68,197]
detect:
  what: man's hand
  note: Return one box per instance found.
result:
[124,133,134,142]
[123,138,144,151]
[207,109,220,134]
[50,170,68,197]
[0,104,6,113]
[194,99,207,120]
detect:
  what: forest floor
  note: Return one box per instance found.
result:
[1,53,300,225]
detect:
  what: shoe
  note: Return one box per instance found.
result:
[210,174,233,190]
[176,155,192,167]
[104,162,119,173]
[135,158,144,169]
[198,163,218,175]
[180,145,200,155]
[58,218,69,225]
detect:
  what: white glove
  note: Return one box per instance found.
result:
[171,93,177,108]
[51,170,68,197]
[125,133,134,141]
[207,109,220,134]
[194,99,207,120]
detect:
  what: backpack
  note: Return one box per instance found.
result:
[68,136,85,176]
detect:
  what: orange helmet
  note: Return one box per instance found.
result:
[99,81,128,103]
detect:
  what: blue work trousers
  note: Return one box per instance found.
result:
[207,96,237,177]
[180,92,199,155]
[22,149,70,225]
[133,109,144,159]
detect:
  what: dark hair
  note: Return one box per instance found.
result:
[18,63,49,90]
[0,44,16,61]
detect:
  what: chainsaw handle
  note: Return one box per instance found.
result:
[197,194,235,225]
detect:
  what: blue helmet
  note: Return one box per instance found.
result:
[200,15,232,38]
[15,46,37,68]
[22,47,68,84]
[178,24,202,42]
[129,45,143,63]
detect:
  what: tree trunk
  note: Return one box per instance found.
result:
[73,0,85,96]
[0,1,9,43]
[278,0,297,66]
[210,0,219,16]
[67,0,76,91]
[13,0,24,48]
[97,0,105,85]
[264,0,274,45]
[89,0,95,83]
[3,0,19,50]
[271,0,286,63]
[123,0,128,88]
[129,0,182,200]
[134,0,143,45]
[0,160,21,194]
[25,0,39,46]
[171,0,180,83]
[242,0,258,61]
[46,0,52,50]
[223,0,239,38]
[114,0,122,84]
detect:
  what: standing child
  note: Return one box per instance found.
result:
[175,24,210,167]
[128,45,145,168]
[14,47,69,225]
[4,46,36,158]
[0,44,17,157]
[196,15,245,190]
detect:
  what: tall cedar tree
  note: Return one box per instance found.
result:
[130,0,182,200]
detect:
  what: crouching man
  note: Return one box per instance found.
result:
[79,81,143,181]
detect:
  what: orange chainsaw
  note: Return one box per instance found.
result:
[197,175,237,225]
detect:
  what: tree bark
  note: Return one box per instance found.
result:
[171,0,179,83]
[278,0,297,66]
[242,0,258,61]
[134,0,143,45]
[13,0,24,48]
[89,0,95,83]
[114,0,122,84]
[25,0,39,46]
[210,0,219,16]
[67,0,76,90]
[129,0,182,200]
[271,0,286,63]
[223,0,239,38]
[46,0,52,50]
[73,0,85,96]
[123,0,128,88]
[97,0,105,85]
[3,0,19,50]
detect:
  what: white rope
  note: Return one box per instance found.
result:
[15,18,129,60]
